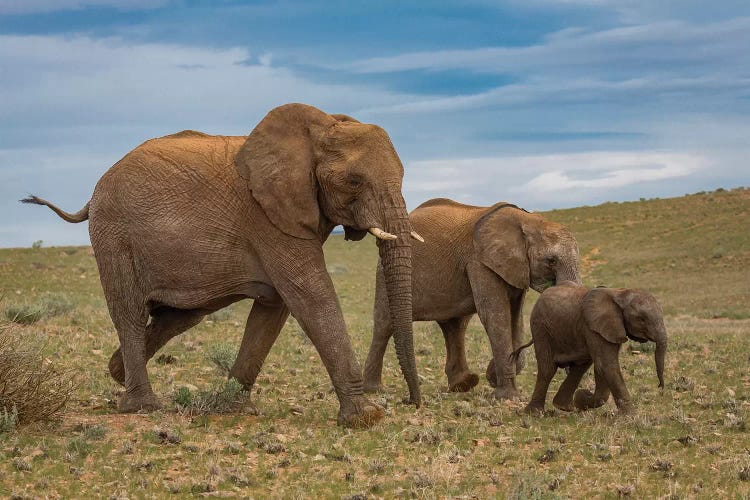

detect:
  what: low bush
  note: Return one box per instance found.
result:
[4,292,74,325]
[173,379,246,415]
[0,322,75,429]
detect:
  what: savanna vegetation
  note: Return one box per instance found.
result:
[1,187,748,498]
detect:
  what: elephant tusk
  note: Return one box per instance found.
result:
[410,231,424,243]
[369,227,398,240]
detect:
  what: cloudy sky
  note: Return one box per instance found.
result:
[2,1,748,247]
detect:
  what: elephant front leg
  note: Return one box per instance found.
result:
[229,300,290,403]
[467,261,520,400]
[268,256,384,428]
[574,367,611,411]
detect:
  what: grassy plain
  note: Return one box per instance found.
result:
[1,187,749,498]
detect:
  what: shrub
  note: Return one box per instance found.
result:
[0,323,75,429]
[206,342,238,375]
[0,405,18,434]
[174,379,246,415]
[4,293,74,325]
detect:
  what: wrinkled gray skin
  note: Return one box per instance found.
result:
[522,282,667,414]
[363,199,581,400]
[22,103,420,428]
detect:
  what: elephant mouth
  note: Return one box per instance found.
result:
[531,279,556,293]
[343,226,368,241]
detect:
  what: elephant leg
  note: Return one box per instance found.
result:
[99,254,159,413]
[552,361,591,411]
[593,345,633,413]
[487,289,529,385]
[574,367,611,410]
[525,339,556,414]
[438,316,478,392]
[467,260,520,400]
[363,281,392,393]
[229,300,289,391]
[268,255,383,429]
[109,307,205,386]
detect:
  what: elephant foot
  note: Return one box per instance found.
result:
[552,394,576,412]
[573,389,606,411]
[117,390,161,413]
[108,349,126,387]
[493,385,521,401]
[485,360,497,388]
[615,400,635,415]
[524,403,545,415]
[448,372,479,393]
[552,400,575,412]
[228,366,256,391]
[337,396,385,429]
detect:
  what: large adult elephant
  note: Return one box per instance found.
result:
[363,199,581,400]
[23,103,421,428]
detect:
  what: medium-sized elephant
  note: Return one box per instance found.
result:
[520,281,667,414]
[363,198,581,400]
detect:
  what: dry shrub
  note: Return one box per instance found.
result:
[0,322,75,429]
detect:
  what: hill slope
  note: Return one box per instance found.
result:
[542,187,750,318]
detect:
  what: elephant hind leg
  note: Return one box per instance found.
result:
[552,361,591,411]
[109,306,206,386]
[438,316,478,392]
[98,254,159,413]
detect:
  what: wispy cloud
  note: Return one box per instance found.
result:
[404,151,709,210]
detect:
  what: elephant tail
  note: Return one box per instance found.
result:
[509,339,534,361]
[21,195,90,223]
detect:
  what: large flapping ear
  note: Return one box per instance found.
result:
[582,288,628,344]
[236,103,335,240]
[473,204,530,289]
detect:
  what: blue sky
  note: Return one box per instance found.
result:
[2,0,749,247]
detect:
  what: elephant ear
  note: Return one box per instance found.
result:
[473,205,530,289]
[235,103,335,240]
[583,288,628,344]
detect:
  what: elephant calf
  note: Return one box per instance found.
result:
[520,282,667,414]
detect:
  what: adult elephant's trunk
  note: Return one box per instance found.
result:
[376,190,421,406]
[654,328,667,388]
[556,252,582,285]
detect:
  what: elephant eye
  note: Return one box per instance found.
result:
[347,174,364,189]
[546,256,557,265]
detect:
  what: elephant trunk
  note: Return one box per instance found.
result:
[556,256,582,286]
[377,189,421,406]
[654,329,667,388]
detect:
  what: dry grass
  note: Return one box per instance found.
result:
[0,187,748,497]
[0,323,75,428]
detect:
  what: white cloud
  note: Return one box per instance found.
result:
[403,151,709,210]
[349,18,750,74]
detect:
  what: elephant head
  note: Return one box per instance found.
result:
[235,103,421,404]
[473,204,581,293]
[583,288,667,388]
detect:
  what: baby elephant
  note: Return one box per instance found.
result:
[520,282,667,414]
